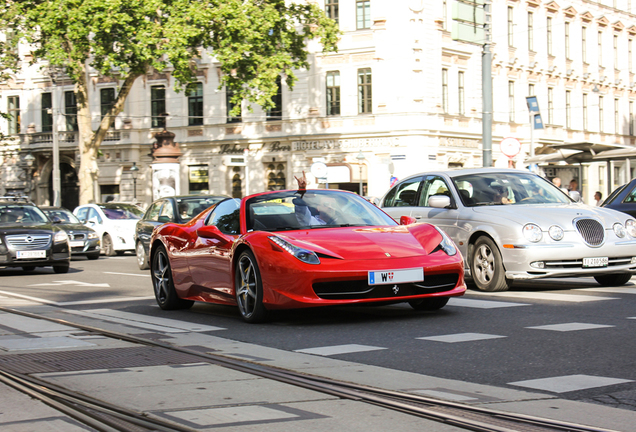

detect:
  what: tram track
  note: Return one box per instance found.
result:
[0,305,623,432]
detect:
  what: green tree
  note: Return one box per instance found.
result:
[0,0,338,204]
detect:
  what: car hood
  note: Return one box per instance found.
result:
[0,222,57,235]
[56,222,94,232]
[277,224,443,259]
[471,203,628,228]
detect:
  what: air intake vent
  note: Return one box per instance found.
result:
[575,219,604,247]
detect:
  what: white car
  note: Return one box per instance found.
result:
[74,203,144,256]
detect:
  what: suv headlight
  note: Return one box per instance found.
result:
[626,219,636,238]
[54,230,68,243]
[268,236,320,264]
[434,226,457,256]
[523,223,543,242]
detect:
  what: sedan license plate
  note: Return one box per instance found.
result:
[16,250,46,259]
[69,240,84,247]
[369,268,423,285]
[583,257,608,268]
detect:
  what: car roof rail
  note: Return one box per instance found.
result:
[0,195,35,203]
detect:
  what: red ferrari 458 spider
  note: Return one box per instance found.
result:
[150,189,466,323]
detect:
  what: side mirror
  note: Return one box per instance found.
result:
[400,215,417,225]
[196,225,232,245]
[50,216,62,224]
[429,195,451,209]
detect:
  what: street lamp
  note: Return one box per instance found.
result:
[130,162,139,200]
[24,153,35,195]
[356,150,365,196]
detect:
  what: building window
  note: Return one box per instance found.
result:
[232,167,243,198]
[547,17,553,56]
[65,91,78,132]
[508,81,515,123]
[266,163,286,191]
[507,6,514,47]
[100,87,116,121]
[326,71,341,116]
[356,0,370,30]
[598,31,603,67]
[442,68,448,114]
[458,71,465,115]
[614,34,619,70]
[528,12,534,51]
[358,68,372,114]
[189,165,209,194]
[547,87,553,124]
[151,86,166,129]
[565,90,571,129]
[187,82,203,126]
[565,22,570,59]
[615,98,620,134]
[630,101,635,136]
[325,0,338,24]
[7,96,20,135]
[266,76,283,120]
[226,89,242,123]
[528,83,535,96]
[41,92,52,133]
[583,93,588,131]
[582,26,587,63]
[599,95,604,132]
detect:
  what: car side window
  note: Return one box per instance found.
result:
[384,177,423,207]
[420,176,452,207]
[158,200,175,222]
[76,207,88,221]
[87,208,102,224]
[206,199,241,235]
[624,185,636,203]
[145,201,163,222]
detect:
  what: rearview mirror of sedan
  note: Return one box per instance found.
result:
[400,215,417,225]
[196,226,232,245]
[429,195,451,209]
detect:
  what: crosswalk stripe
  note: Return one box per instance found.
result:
[468,291,618,302]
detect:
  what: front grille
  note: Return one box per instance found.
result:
[5,234,51,249]
[69,233,86,241]
[313,274,459,300]
[575,218,605,246]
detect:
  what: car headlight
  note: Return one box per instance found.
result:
[523,223,542,242]
[54,230,68,243]
[268,236,320,265]
[613,223,626,238]
[548,225,564,241]
[626,219,636,238]
[434,226,457,256]
[87,232,98,240]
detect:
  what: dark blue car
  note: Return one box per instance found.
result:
[601,179,636,219]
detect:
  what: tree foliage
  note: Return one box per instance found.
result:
[0,0,339,203]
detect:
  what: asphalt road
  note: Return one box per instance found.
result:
[1,254,635,411]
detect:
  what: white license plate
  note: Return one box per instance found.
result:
[69,240,84,247]
[368,268,424,285]
[16,250,46,259]
[583,257,608,268]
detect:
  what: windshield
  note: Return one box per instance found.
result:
[246,190,397,232]
[43,208,81,224]
[452,172,573,207]
[0,205,49,224]
[99,203,144,220]
[178,196,226,221]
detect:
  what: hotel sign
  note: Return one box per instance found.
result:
[291,137,399,151]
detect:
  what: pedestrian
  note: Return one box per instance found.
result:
[594,191,603,206]
[551,176,568,194]
[568,178,580,193]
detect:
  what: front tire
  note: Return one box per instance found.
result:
[86,252,100,260]
[151,245,194,310]
[594,274,632,286]
[102,234,116,256]
[408,297,449,311]
[53,264,69,274]
[470,236,511,292]
[235,250,267,323]
[136,241,149,270]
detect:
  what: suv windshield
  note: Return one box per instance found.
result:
[0,205,49,224]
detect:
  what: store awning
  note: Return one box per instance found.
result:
[593,147,636,161]
[525,142,631,165]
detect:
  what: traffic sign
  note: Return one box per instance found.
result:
[500,137,521,158]
[310,162,328,179]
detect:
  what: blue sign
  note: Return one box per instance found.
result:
[533,114,544,130]
[526,96,540,113]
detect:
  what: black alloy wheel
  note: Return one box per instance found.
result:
[235,250,267,323]
[151,245,193,310]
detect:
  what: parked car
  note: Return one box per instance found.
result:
[601,178,636,218]
[40,206,101,260]
[135,195,228,270]
[149,190,466,323]
[0,196,70,273]
[73,203,143,256]
[380,168,636,292]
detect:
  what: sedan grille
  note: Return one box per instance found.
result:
[6,234,51,249]
[69,233,86,241]
[575,218,605,246]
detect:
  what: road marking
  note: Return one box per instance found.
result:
[526,322,614,332]
[103,271,151,278]
[0,336,96,352]
[294,344,387,356]
[469,291,618,302]
[575,287,636,295]
[417,333,506,343]
[509,374,633,393]
[0,313,77,333]
[448,298,530,309]
[64,309,225,333]
[0,290,154,307]
[165,406,299,426]
[28,280,110,288]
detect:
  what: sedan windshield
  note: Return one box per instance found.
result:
[99,204,144,220]
[44,208,81,224]
[246,190,397,231]
[453,172,573,207]
[0,205,49,224]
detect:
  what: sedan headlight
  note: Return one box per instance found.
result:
[434,226,457,256]
[548,225,564,241]
[87,232,98,240]
[613,223,626,238]
[54,230,68,244]
[626,219,636,238]
[523,223,543,242]
[268,236,320,265]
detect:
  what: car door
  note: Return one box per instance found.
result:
[380,176,424,222]
[85,207,105,238]
[186,199,240,303]
[136,200,163,252]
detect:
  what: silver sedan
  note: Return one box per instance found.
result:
[380,168,636,292]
